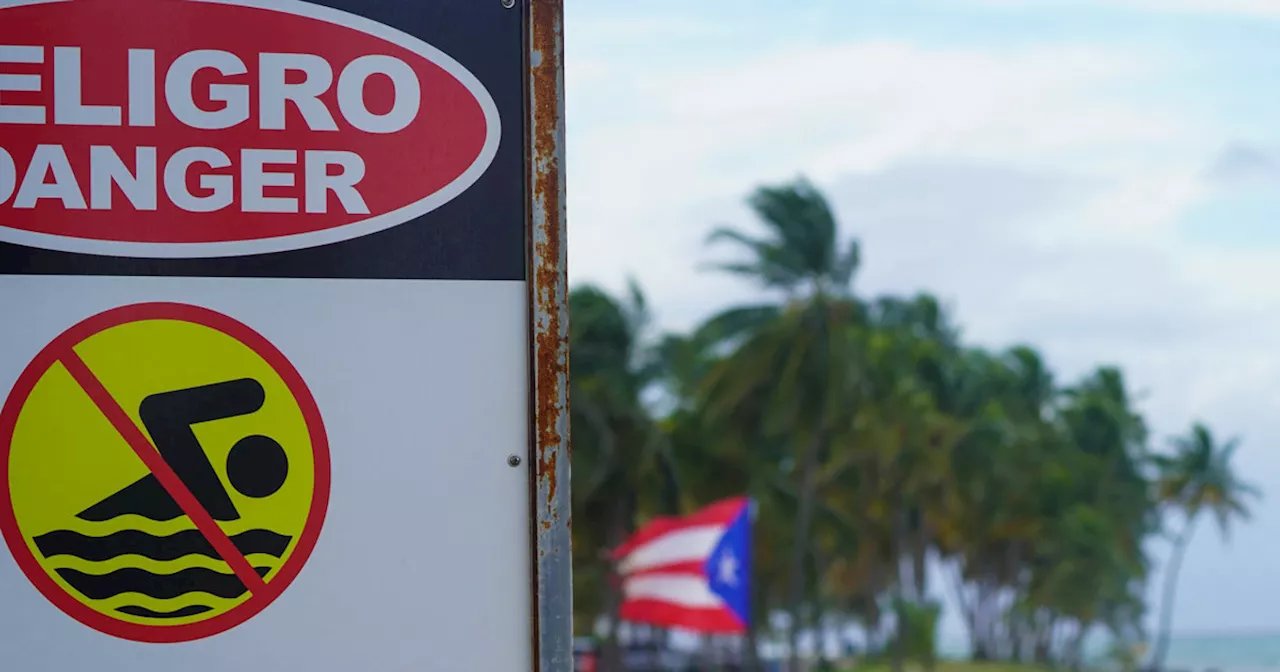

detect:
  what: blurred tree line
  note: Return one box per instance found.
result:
[568,179,1259,672]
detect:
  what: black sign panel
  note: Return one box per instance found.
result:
[0,0,525,281]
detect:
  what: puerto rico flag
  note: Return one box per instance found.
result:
[611,497,751,634]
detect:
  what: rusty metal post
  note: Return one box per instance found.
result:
[527,0,571,670]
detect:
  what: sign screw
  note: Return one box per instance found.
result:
[502,0,515,8]
[507,454,522,467]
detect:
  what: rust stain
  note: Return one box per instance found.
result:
[529,0,569,513]
[527,3,571,670]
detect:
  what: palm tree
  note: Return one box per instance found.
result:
[698,177,863,672]
[1149,424,1260,670]
[560,179,1261,671]
[568,282,674,671]
[938,346,1057,661]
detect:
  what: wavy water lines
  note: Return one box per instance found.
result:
[57,566,272,600]
[30,523,294,623]
[34,529,292,562]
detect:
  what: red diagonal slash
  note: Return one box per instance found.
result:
[60,349,267,594]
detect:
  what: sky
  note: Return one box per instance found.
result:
[564,0,1280,639]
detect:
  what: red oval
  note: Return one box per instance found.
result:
[0,0,498,257]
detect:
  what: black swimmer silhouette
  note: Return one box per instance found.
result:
[37,378,295,616]
[77,378,289,523]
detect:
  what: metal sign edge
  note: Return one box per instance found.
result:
[526,1,572,671]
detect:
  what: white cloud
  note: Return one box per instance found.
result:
[569,15,730,41]
[969,0,1280,17]
[589,40,1185,177]
[1207,143,1280,185]
[1124,0,1280,16]
[566,38,1205,328]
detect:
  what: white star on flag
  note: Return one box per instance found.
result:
[716,548,739,587]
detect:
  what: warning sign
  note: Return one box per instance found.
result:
[0,302,330,643]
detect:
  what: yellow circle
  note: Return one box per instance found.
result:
[1,304,326,641]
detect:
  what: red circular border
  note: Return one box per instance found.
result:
[0,302,331,644]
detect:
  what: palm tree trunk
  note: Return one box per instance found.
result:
[600,499,634,672]
[745,581,768,672]
[1033,611,1054,665]
[812,552,834,672]
[862,600,883,657]
[1151,521,1196,671]
[745,616,764,672]
[908,509,929,601]
[786,432,824,672]
[599,583,624,672]
[1068,623,1089,672]
[890,508,909,672]
[912,543,927,602]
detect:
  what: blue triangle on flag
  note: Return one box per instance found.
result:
[702,502,750,628]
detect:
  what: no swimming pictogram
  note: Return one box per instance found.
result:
[0,302,330,643]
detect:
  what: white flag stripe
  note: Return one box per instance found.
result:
[623,574,724,609]
[616,525,724,575]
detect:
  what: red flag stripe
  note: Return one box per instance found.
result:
[611,496,747,561]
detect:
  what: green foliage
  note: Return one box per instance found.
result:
[566,178,1260,671]
[1147,424,1260,669]
[893,599,942,670]
[1155,423,1259,536]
